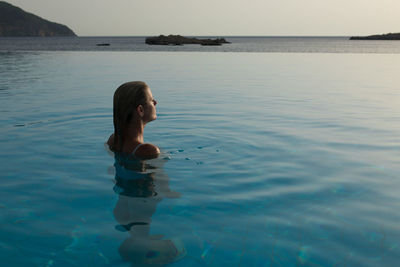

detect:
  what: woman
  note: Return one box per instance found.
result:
[107,81,160,159]
[107,82,185,264]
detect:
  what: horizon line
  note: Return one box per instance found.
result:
[72,35,353,38]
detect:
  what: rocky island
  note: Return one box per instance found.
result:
[145,35,230,46]
[350,32,400,40]
[0,1,76,37]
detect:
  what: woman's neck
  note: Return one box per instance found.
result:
[122,122,145,152]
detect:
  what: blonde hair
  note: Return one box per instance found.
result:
[113,81,148,151]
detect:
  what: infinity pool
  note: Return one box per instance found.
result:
[0,51,399,266]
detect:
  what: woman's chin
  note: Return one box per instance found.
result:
[147,116,157,123]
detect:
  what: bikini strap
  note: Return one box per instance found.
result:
[132,143,144,156]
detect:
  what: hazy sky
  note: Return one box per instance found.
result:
[6,0,400,36]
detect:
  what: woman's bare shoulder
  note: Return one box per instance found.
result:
[135,143,160,159]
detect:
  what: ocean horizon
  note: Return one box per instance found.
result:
[2,36,400,53]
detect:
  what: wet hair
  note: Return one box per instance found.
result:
[113,81,148,151]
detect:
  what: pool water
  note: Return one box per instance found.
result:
[0,51,400,266]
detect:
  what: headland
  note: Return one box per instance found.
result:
[350,32,400,40]
[0,1,76,37]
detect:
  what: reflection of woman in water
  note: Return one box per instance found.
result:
[107,81,185,265]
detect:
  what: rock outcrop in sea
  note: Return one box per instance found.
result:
[350,33,400,40]
[0,1,76,37]
[145,35,230,46]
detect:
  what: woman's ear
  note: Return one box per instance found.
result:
[137,105,144,117]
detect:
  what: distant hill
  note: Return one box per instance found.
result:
[0,1,76,37]
[350,33,400,40]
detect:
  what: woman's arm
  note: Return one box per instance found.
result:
[135,143,160,159]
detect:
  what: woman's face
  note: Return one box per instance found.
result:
[142,87,157,123]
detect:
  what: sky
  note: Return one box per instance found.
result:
[5,0,400,36]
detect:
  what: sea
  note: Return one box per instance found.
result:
[2,36,400,53]
[0,36,399,266]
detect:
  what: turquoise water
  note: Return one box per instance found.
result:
[1,51,400,266]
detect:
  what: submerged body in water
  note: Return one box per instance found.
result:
[111,150,185,265]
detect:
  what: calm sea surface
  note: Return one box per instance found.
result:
[0,40,400,266]
[2,36,400,53]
